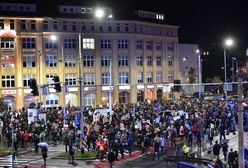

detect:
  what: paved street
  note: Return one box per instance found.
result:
[0,131,247,168]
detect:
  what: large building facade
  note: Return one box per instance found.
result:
[0,3,180,110]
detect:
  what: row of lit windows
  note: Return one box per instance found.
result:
[0,37,175,51]
[1,72,172,88]
[1,54,173,69]
[0,19,177,36]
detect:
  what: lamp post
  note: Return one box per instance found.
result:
[195,49,201,98]
[109,61,112,123]
[232,57,237,82]
[223,38,233,99]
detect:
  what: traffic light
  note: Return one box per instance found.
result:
[173,80,181,92]
[29,79,39,96]
[53,76,61,92]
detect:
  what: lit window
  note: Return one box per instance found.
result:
[84,73,94,85]
[156,72,162,83]
[119,72,129,84]
[1,55,14,68]
[45,55,57,67]
[136,72,143,84]
[83,38,95,49]
[146,72,153,83]
[23,74,36,87]
[146,55,153,66]
[118,55,128,66]
[65,74,77,86]
[101,73,110,85]
[101,55,111,67]
[23,55,36,68]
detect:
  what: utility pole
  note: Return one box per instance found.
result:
[237,75,244,168]
[78,33,84,139]
[109,61,112,123]
[61,46,66,126]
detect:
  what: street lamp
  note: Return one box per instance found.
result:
[95,8,105,18]
[223,38,233,99]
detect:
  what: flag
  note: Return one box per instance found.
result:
[64,110,69,120]
[74,114,78,128]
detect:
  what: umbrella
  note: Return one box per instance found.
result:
[38,142,49,147]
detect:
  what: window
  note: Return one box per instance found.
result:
[99,26,103,32]
[10,20,14,30]
[84,93,95,106]
[168,72,173,83]
[53,21,58,30]
[167,41,174,51]
[20,20,26,30]
[101,73,110,85]
[44,38,56,49]
[84,73,94,85]
[63,8,67,13]
[83,38,95,49]
[136,40,143,49]
[64,38,76,49]
[168,56,173,66]
[119,72,129,84]
[2,75,15,88]
[1,55,14,68]
[72,22,77,31]
[81,22,85,31]
[156,56,162,66]
[46,94,59,106]
[65,74,77,86]
[22,38,35,49]
[101,55,111,67]
[100,39,111,49]
[119,91,129,104]
[0,38,14,48]
[125,23,129,32]
[30,20,36,30]
[136,56,143,66]
[46,74,55,84]
[23,55,36,67]
[118,39,128,49]
[70,8,74,13]
[156,41,162,50]
[136,72,143,83]
[156,72,162,83]
[23,74,36,87]
[90,23,94,31]
[118,55,128,66]
[116,23,120,32]
[45,55,57,67]
[146,72,153,83]
[146,56,153,66]
[108,25,112,32]
[146,41,153,50]
[43,21,48,30]
[137,90,144,102]
[83,55,94,67]
[63,21,68,31]
[65,55,76,67]
[0,20,4,29]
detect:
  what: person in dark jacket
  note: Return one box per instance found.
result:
[222,142,228,161]
[228,148,235,168]
[41,146,48,166]
[107,150,115,168]
[213,141,221,159]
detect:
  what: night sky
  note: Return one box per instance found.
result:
[9,0,248,80]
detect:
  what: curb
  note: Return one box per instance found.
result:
[51,156,97,161]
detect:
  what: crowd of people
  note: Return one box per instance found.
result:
[0,97,247,168]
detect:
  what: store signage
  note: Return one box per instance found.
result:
[2,89,16,95]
